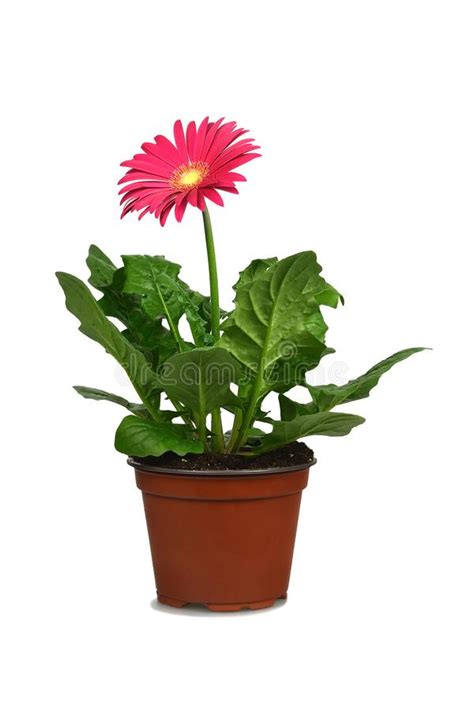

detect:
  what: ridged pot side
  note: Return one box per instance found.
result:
[131,462,313,612]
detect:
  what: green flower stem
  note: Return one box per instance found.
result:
[202,207,221,341]
[202,206,225,452]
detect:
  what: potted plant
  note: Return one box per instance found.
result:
[57,117,425,611]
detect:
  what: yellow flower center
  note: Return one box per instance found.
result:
[170,161,209,190]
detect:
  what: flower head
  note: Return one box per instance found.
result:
[119,118,261,225]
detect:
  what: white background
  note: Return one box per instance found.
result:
[1,1,473,709]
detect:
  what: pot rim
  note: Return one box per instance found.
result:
[127,456,317,477]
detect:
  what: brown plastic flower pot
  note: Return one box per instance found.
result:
[129,458,315,612]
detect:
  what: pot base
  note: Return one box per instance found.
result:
[158,592,287,612]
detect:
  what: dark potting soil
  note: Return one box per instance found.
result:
[134,441,315,472]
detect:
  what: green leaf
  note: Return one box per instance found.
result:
[122,255,213,348]
[72,385,182,422]
[311,347,427,407]
[224,402,273,424]
[73,385,150,418]
[180,289,215,348]
[233,257,278,289]
[278,393,302,421]
[221,252,342,396]
[244,427,267,447]
[255,412,366,454]
[280,347,427,417]
[56,272,162,418]
[115,415,204,457]
[86,244,117,289]
[159,347,241,418]
[122,255,181,321]
[85,246,178,368]
[95,267,145,329]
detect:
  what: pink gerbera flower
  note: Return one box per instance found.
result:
[119,117,261,225]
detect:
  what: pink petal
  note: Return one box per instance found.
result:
[118,169,171,185]
[173,120,188,163]
[205,126,248,164]
[118,181,169,195]
[153,135,181,166]
[174,193,188,222]
[133,188,171,207]
[214,171,247,182]
[140,144,177,174]
[197,191,206,211]
[148,192,173,216]
[138,153,175,175]
[201,176,234,189]
[122,184,176,218]
[120,188,161,206]
[130,196,162,216]
[120,202,136,218]
[193,117,210,160]
[186,121,197,161]
[206,127,249,159]
[210,139,260,170]
[201,187,224,206]
[120,159,171,179]
[201,117,225,160]
[138,206,152,220]
[187,188,199,207]
[159,201,175,226]
[213,152,261,173]
[215,185,239,194]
